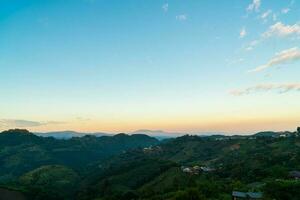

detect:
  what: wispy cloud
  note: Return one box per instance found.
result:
[230,83,300,96]
[263,22,300,38]
[227,58,244,65]
[260,9,272,22]
[176,14,187,21]
[247,0,261,12]
[281,8,290,14]
[0,119,64,129]
[244,22,300,51]
[248,47,300,73]
[245,40,260,51]
[281,0,294,14]
[162,3,169,12]
[239,27,247,38]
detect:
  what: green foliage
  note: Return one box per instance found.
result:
[139,167,191,196]
[18,165,79,200]
[264,180,300,200]
[0,129,158,181]
[172,188,206,200]
[77,157,176,200]
[80,135,300,200]
[1,130,300,199]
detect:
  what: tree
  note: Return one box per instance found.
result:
[297,127,300,134]
[264,180,300,200]
[174,188,207,200]
[101,179,112,195]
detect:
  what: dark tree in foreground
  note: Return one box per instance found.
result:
[297,127,300,134]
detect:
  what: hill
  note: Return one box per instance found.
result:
[77,133,300,200]
[1,128,300,199]
[0,129,158,183]
[19,165,79,199]
[254,131,296,138]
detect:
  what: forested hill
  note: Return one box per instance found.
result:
[77,132,300,200]
[0,129,158,182]
[1,128,300,200]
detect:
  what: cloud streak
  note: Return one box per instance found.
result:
[260,10,272,22]
[281,8,290,14]
[248,47,300,72]
[263,22,300,38]
[244,22,300,51]
[240,27,247,38]
[247,0,261,12]
[230,83,300,96]
[245,40,259,51]
[0,119,64,129]
[176,14,187,21]
[162,3,168,12]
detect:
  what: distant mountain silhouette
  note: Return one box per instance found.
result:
[130,129,182,139]
[35,129,181,140]
[35,130,111,139]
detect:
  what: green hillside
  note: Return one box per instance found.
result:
[1,129,300,199]
[77,132,300,200]
[0,129,158,183]
[19,165,79,200]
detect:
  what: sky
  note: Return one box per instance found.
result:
[0,0,300,134]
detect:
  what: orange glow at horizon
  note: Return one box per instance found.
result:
[22,114,300,135]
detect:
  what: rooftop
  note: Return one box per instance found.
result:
[232,191,263,199]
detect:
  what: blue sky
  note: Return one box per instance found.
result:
[0,0,299,134]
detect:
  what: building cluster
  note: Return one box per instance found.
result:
[289,170,300,180]
[215,127,300,141]
[143,146,162,154]
[231,170,300,199]
[181,165,215,175]
[276,132,299,138]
